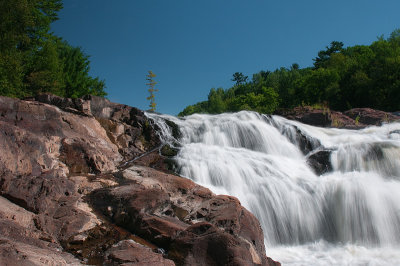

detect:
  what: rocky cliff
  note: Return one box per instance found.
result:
[0,95,279,266]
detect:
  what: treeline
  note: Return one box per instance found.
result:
[0,0,106,99]
[179,29,400,116]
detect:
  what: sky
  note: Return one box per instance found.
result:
[52,0,400,115]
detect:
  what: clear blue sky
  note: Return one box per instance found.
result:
[52,0,400,115]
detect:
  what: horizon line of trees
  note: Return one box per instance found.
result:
[0,0,106,99]
[179,29,400,116]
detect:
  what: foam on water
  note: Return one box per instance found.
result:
[147,111,400,265]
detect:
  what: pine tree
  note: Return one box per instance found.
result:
[146,70,158,111]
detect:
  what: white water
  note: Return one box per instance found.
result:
[147,111,400,265]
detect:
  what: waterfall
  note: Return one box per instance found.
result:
[147,111,400,265]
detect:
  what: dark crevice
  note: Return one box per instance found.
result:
[1,193,38,214]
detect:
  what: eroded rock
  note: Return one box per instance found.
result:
[90,165,280,265]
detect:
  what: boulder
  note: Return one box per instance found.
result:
[344,108,400,126]
[307,150,333,175]
[32,94,161,162]
[90,165,280,265]
[275,106,331,127]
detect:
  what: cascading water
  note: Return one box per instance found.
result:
[147,111,400,265]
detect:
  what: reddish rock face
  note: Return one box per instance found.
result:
[0,95,163,264]
[0,95,280,265]
[344,108,400,126]
[91,165,280,266]
[104,240,175,266]
[276,106,400,129]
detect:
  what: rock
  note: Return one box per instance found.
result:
[0,238,83,266]
[307,150,333,175]
[276,106,400,129]
[344,108,400,126]
[161,144,179,157]
[275,106,331,127]
[90,165,280,265]
[164,118,182,140]
[34,93,92,116]
[32,94,161,162]
[0,95,163,264]
[0,196,83,266]
[104,239,175,265]
[277,124,321,155]
[328,111,366,129]
[169,222,262,266]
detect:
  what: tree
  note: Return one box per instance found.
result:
[0,0,61,97]
[25,39,64,96]
[232,72,248,86]
[179,29,400,115]
[0,0,107,99]
[291,63,299,70]
[0,0,62,52]
[146,71,158,111]
[313,41,344,69]
[208,88,225,113]
[58,41,106,98]
[252,70,270,84]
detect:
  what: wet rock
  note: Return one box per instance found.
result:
[164,119,182,140]
[294,127,319,155]
[281,125,320,155]
[307,150,333,175]
[161,144,179,157]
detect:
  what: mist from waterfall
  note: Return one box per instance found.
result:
[147,111,400,265]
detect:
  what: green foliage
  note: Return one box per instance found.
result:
[25,39,64,96]
[178,101,206,116]
[0,0,106,99]
[58,41,106,98]
[231,87,278,113]
[208,88,225,113]
[180,29,400,116]
[355,115,360,125]
[313,41,344,69]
